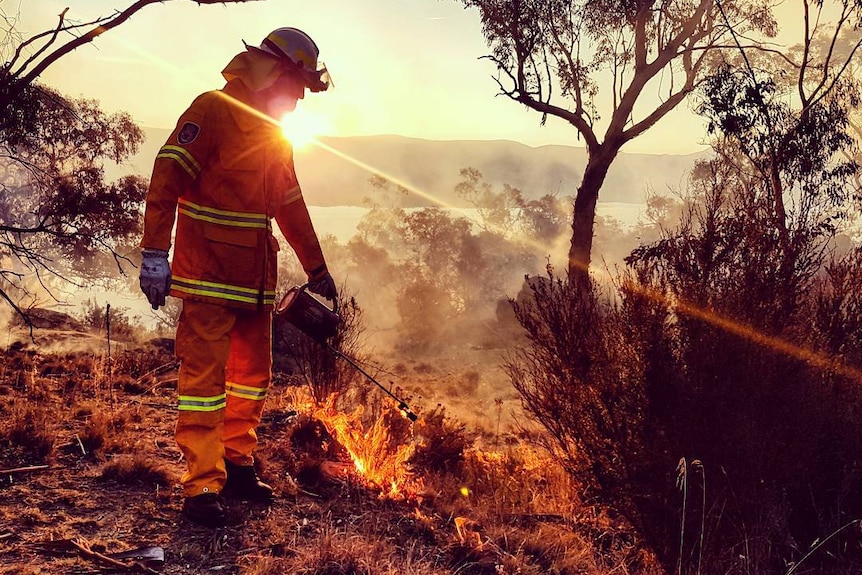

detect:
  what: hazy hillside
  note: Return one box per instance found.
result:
[114,129,704,207]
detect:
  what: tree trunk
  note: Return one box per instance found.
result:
[568,145,620,290]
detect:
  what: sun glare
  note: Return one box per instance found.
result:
[280,107,331,148]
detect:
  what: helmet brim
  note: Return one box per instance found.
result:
[243,42,330,92]
[244,42,281,61]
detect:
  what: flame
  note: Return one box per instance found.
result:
[313,402,423,499]
[454,516,484,548]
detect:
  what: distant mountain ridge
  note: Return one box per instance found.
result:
[114,129,706,207]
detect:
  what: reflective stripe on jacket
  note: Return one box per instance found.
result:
[141,81,327,309]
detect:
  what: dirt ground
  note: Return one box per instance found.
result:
[0,336,439,574]
[0,326,636,575]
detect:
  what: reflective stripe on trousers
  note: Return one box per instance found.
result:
[175,300,272,497]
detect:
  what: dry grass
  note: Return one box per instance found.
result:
[239,525,444,575]
[99,452,173,487]
[1,404,55,461]
[0,331,651,575]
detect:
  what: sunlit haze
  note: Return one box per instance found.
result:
[22,0,713,154]
[281,106,333,149]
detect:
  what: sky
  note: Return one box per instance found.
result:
[16,0,713,154]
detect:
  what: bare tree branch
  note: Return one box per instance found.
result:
[2,0,262,108]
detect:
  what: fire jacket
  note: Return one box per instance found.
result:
[141,81,328,309]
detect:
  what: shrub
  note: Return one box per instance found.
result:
[273,290,366,407]
[78,299,140,341]
[620,141,862,570]
[504,273,649,523]
[409,405,475,475]
[1,404,55,462]
[99,452,171,487]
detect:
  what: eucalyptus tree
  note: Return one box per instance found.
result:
[618,5,861,568]
[461,0,777,289]
[0,0,260,111]
[0,1,260,325]
[492,1,862,567]
[0,83,147,323]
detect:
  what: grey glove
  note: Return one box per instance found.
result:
[307,272,337,302]
[139,248,171,310]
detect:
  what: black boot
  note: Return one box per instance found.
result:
[182,493,226,527]
[223,459,273,501]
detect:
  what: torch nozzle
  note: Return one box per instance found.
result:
[399,403,418,422]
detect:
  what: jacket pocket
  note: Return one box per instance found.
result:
[204,224,259,248]
[211,147,265,209]
[203,224,261,285]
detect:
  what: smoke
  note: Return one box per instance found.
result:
[0,305,12,345]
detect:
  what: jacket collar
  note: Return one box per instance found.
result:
[221,81,276,133]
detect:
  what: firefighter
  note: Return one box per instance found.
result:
[138,27,337,527]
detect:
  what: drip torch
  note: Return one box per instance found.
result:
[275,284,418,421]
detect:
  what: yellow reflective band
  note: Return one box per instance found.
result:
[226,381,268,401]
[174,275,261,295]
[178,393,226,412]
[157,146,201,179]
[283,185,303,205]
[178,199,269,229]
[157,151,195,179]
[172,275,276,305]
[172,285,277,305]
[162,145,201,171]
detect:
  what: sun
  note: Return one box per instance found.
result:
[280,106,332,148]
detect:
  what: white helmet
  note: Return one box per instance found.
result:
[245,27,331,92]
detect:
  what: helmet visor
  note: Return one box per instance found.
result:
[300,61,333,93]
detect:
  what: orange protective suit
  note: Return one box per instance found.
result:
[141,80,328,496]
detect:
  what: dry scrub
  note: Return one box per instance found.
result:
[0,329,645,575]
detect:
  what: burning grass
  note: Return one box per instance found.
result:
[312,402,421,498]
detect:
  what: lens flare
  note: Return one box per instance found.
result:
[281,107,332,149]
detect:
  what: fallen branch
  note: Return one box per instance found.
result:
[139,401,175,410]
[0,464,50,474]
[70,537,161,575]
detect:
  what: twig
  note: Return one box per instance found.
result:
[75,433,87,456]
[133,378,178,400]
[0,464,49,474]
[134,361,179,384]
[140,401,174,410]
[0,532,13,541]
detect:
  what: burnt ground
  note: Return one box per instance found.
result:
[0,328,653,575]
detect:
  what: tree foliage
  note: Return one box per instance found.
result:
[0,1,261,112]
[461,0,777,287]
[0,82,147,323]
[293,172,575,351]
[503,3,862,571]
[454,166,568,243]
[0,1,261,325]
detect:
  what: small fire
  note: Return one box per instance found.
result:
[454,516,484,548]
[313,402,423,499]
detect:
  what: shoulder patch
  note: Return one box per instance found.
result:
[177,122,201,145]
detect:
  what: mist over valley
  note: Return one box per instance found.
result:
[118,129,704,210]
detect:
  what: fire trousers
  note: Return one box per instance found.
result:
[174,300,272,496]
